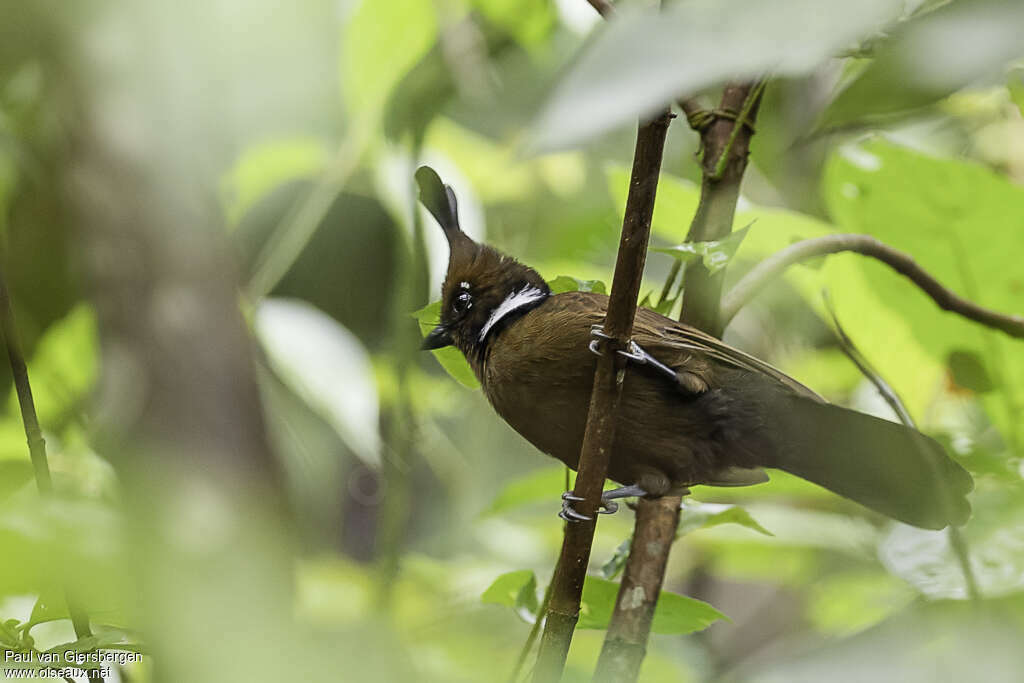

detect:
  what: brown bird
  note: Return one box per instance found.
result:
[416,166,972,529]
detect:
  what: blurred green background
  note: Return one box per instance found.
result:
[1,0,1023,681]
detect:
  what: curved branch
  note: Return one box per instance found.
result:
[720,233,1024,338]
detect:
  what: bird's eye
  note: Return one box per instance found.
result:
[451,291,472,316]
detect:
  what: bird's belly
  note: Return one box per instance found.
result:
[481,354,722,490]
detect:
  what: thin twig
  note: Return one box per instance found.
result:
[710,80,765,181]
[0,265,104,683]
[656,260,682,310]
[719,233,1024,337]
[823,294,981,603]
[532,110,673,683]
[508,575,554,683]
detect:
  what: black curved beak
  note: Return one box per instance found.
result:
[421,325,454,350]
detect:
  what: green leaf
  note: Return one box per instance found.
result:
[946,349,995,394]
[221,138,327,227]
[822,139,1024,441]
[481,570,539,623]
[599,537,632,581]
[530,0,900,150]
[45,628,143,655]
[22,589,68,635]
[547,275,607,295]
[819,0,1024,130]
[485,465,566,516]
[578,577,726,634]
[602,502,771,581]
[411,302,480,389]
[652,225,751,275]
[678,500,774,537]
[256,298,381,467]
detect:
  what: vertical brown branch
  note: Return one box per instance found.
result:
[532,110,673,683]
[680,83,763,336]
[593,495,680,681]
[594,83,764,683]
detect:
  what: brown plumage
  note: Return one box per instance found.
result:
[416,166,973,529]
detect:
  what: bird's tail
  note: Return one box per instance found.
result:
[768,395,973,529]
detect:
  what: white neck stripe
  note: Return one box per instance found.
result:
[478,286,547,342]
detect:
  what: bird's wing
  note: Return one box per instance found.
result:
[552,291,824,402]
[631,306,825,402]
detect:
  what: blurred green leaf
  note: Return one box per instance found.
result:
[678,500,774,537]
[547,275,607,294]
[342,0,438,118]
[221,137,327,227]
[652,225,751,275]
[0,461,33,501]
[411,301,480,389]
[485,465,566,516]
[0,497,125,607]
[819,0,1024,130]
[747,599,1024,683]
[11,305,97,431]
[256,298,381,467]
[578,576,726,634]
[530,0,899,150]
[481,569,539,623]
[805,571,914,636]
[880,492,1024,599]
[1009,69,1024,116]
[470,0,558,47]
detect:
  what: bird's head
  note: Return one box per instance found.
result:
[416,166,549,363]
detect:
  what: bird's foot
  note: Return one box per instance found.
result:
[559,491,619,522]
[589,326,677,382]
[559,486,649,522]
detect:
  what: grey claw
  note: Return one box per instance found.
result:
[598,500,619,515]
[615,340,677,382]
[559,508,593,522]
[617,340,644,362]
[559,500,593,522]
[589,325,613,357]
[562,492,585,502]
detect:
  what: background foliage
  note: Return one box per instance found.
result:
[0,0,1023,681]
